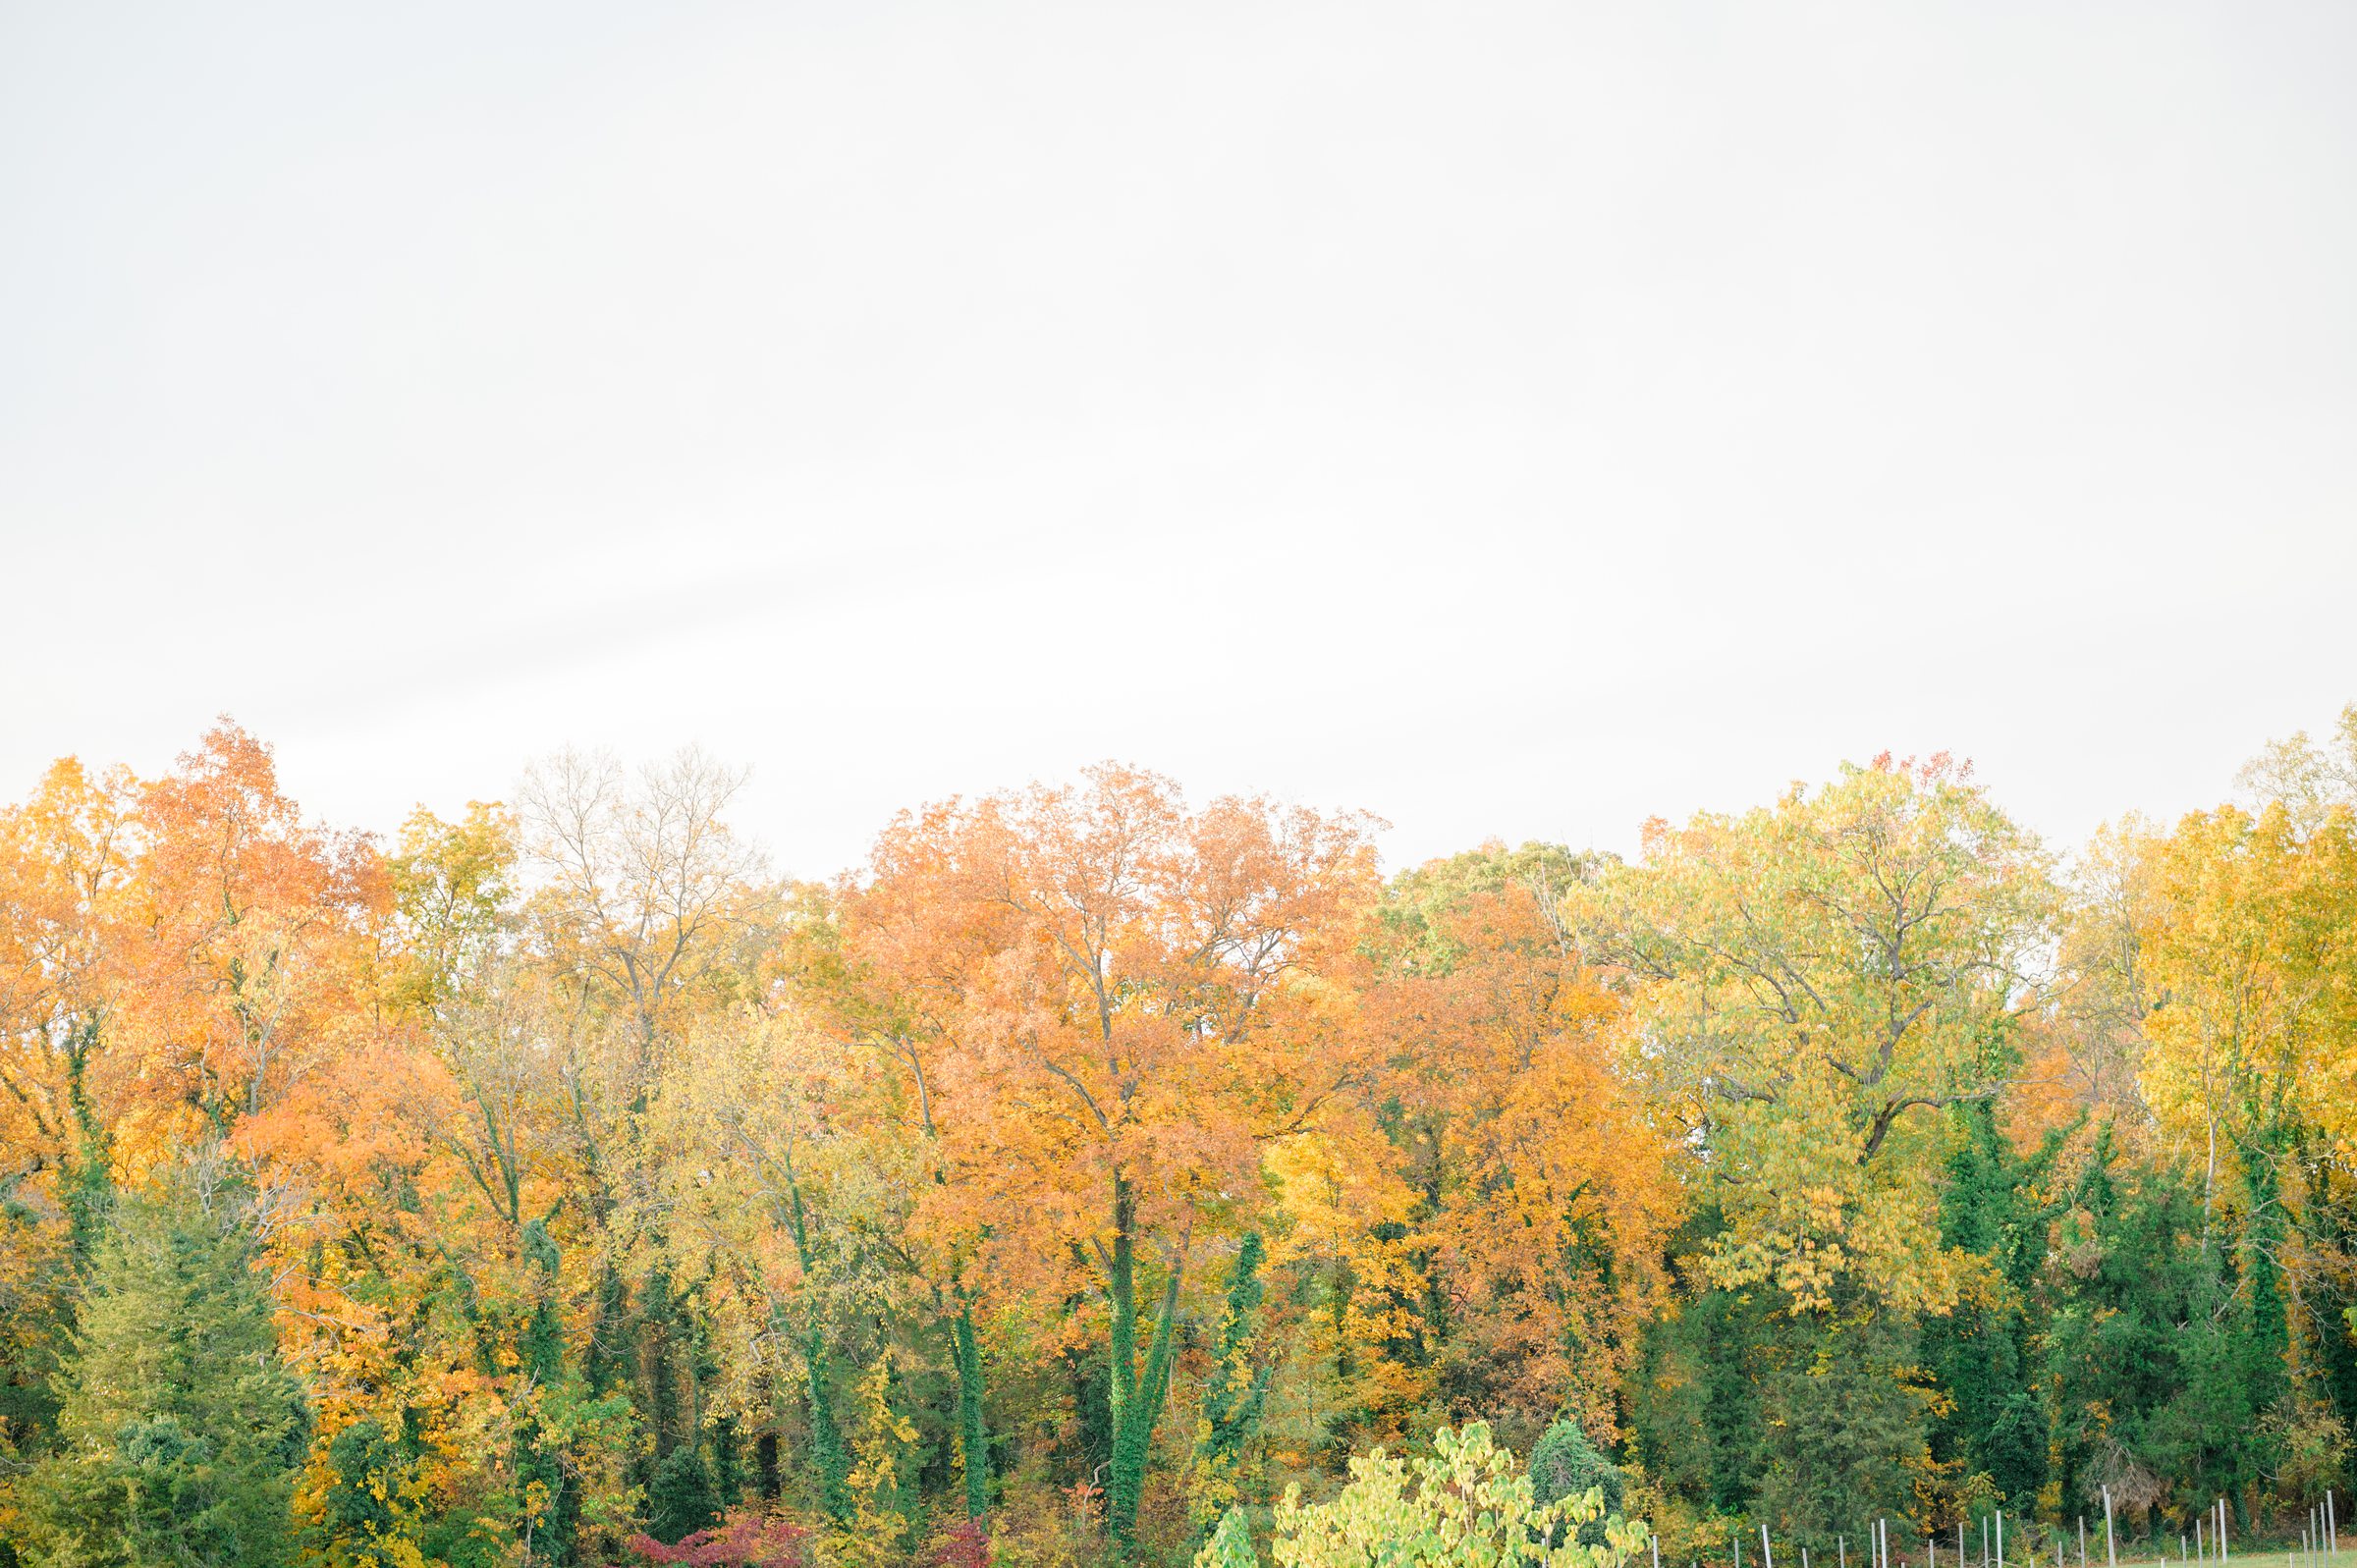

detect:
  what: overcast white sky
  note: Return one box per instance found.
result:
[3,2,2352,878]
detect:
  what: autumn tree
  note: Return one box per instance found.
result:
[1353,843,1679,1452]
[845,766,1380,1542]
[113,724,387,1139]
[0,757,138,1495]
[1571,755,2056,1315]
[0,758,136,1239]
[388,801,643,1564]
[2105,753,2357,1515]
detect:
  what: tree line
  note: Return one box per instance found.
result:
[1,712,2352,1566]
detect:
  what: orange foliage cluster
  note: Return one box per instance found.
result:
[1,729,1684,1560]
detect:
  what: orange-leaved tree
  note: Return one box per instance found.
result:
[843,765,1379,1541]
[1356,843,1680,1451]
[113,723,389,1146]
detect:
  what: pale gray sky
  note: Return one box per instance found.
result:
[4,2,2352,877]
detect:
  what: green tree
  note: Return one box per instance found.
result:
[1921,1103,2076,1511]
[15,1170,309,1568]
[1529,1420,1626,1547]
[1751,1311,1931,1547]
[648,1443,720,1544]
[1627,1211,1770,1516]
[2038,1136,2166,1529]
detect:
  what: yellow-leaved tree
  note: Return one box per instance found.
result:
[1568,754,2056,1316]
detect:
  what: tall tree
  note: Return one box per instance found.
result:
[16,1166,310,1568]
[1355,843,1679,1450]
[854,766,1379,1541]
[2113,787,2357,1515]
[518,747,772,1074]
[1570,754,2056,1315]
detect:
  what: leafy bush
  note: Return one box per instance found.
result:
[1197,1422,1647,1568]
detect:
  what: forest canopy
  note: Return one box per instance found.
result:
[2,714,2353,1568]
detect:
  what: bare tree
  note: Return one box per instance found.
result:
[517,747,776,1075]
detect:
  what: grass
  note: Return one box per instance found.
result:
[2105,1554,2346,1568]
[1893,1549,2349,1568]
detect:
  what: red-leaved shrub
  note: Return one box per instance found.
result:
[931,1515,990,1568]
[619,1509,811,1567]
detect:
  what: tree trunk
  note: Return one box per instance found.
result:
[1105,1173,1181,1544]
[954,1304,990,1518]
[781,1169,850,1521]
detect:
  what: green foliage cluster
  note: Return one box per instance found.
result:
[14,1172,309,1568]
[1629,1106,2355,1550]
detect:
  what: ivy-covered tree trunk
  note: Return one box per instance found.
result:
[2238,1137,2291,1416]
[644,1264,682,1458]
[779,1166,850,1521]
[804,1325,850,1520]
[952,1304,990,1518]
[1188,1233,1272,1540]
[516,1221,579,1567]
[712,1413,743,1509]
[1106,1173,1181,1546]
[62,1014,112,1274]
